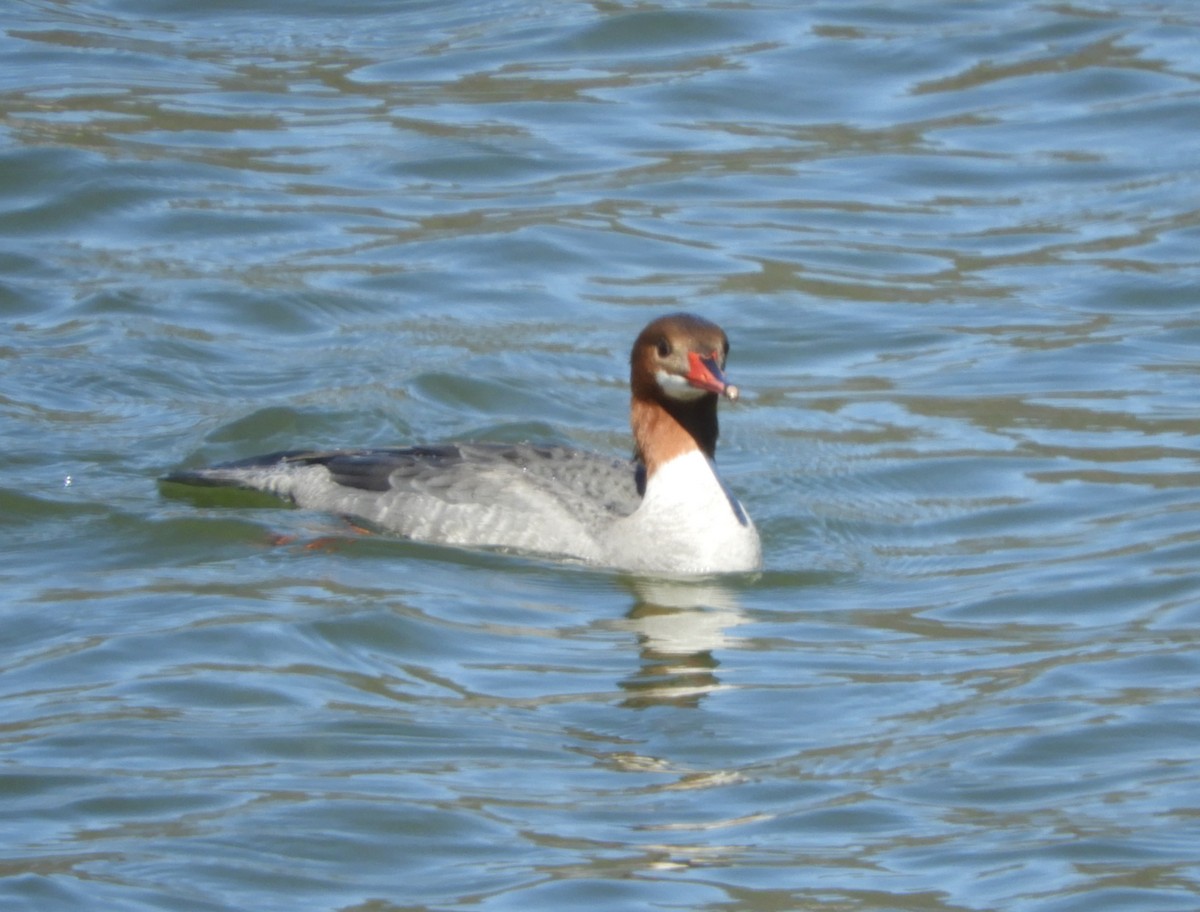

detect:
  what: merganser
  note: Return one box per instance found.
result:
[164,313,761,575]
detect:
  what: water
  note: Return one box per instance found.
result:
[2,0,1199,909]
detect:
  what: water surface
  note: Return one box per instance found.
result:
[2,1,1199,910]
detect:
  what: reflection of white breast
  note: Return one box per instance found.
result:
[626,579,748,656]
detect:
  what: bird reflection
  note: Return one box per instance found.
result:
[614,579,747,709]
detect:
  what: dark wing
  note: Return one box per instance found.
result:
[318,443,644,516]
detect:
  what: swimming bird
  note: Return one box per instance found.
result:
[164,313,760,575]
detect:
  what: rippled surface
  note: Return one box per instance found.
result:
[3,1,1200,909]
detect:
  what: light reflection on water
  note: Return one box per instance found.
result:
[1,0,1199,910]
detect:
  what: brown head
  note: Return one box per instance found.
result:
[628,313,741,477]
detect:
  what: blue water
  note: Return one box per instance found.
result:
[2,1,1199,910]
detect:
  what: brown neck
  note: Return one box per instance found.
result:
[631,394,719,479]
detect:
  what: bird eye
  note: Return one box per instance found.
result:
[656,338,670,358]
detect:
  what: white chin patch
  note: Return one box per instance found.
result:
[656,370,709,401]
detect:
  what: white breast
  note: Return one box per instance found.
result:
[600,449,761,575]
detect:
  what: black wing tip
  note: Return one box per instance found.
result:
[160,469,222,488]
[161,450,316,482]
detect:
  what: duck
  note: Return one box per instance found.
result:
[163,313,761,575]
